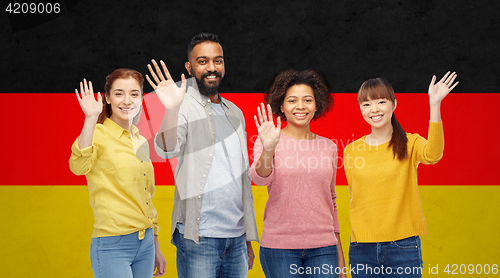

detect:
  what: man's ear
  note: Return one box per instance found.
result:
[185,61,192,76]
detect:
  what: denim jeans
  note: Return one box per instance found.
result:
[172,229,249,278]
[260,245,339,278]
[90,228,155,278]
[349,236,423,278]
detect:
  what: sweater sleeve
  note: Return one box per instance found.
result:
[69,125,105,176]
[331,145,340,233]
[249,137,275,186]
[414,121,444,165]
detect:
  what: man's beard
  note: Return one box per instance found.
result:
[195,72,223,97]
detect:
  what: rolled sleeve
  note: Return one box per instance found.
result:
[69,138,96,175]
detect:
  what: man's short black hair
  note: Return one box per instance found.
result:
[187,32,220,60]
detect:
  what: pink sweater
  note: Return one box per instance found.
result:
[249,133,340,249]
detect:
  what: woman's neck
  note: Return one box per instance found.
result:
[366,124,393,146]
[110,115,132,132]
[282,124,315,140]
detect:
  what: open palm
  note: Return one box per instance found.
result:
[146,59,187,110]
[428,71,459,103]
[75,79,102,118]
[254,103,281,151]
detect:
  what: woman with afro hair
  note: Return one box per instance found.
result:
[250,68,345,278]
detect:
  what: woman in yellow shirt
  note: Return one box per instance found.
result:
[69,69,166,277]
[343,72,458,278]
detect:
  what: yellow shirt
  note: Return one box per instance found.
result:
[343,121,444,243]
[69,118,158,239]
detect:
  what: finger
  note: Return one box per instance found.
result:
[146,75,157,90]
[152,59,166,81]
[161,261,166,275]
[80,82,85,97]
[75,89,81,102]
[449,81,459,91]
[89,81,94,96]
[439,71,450,83]
[97,92,102,104]
[257,106,264,125]
[429,75,436,87]
[276,115,281,129]
[446,72,457,85]
[260,102,268,122]
[179,73,187,91]
[148,63,161,85]
[254,115,260,129]
[83,78,89,94]
[160,60,173,81]
[267,104,273,123]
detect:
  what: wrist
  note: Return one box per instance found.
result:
[429,99,442,107]
[84,115,99,122]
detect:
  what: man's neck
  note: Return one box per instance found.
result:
[209,94,220,104]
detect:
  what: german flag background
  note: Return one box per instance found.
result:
[1,1,499,277]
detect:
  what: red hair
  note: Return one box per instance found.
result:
[358,78,408,161]
[97,68,144,124]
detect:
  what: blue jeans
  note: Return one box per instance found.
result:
[90,228,155,278]
[172,229,248,278]
[260,245,339,278]
[349,236,423,278]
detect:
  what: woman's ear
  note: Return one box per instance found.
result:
[393,99,397,111]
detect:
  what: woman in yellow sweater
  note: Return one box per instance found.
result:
[69,69,166,277]
[343,72,458,277]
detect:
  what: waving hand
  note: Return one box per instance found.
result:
[75,79,102,119]
[428,71,458,104]
[254,103,281,151]
[146,59,187,110]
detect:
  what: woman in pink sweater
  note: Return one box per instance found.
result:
[250,68,345,278]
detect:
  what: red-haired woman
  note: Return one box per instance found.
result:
[343,72,458,278]
[69,69,166,278]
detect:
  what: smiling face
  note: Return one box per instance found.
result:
[359,98,396,129]
[107,77,142,127]
[185,41,225,96]
[280,84,317,128]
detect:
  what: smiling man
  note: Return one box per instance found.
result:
[148,32,259,278]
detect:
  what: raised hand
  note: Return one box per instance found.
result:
[146,59,186,110]
[254,103,281,151]
[75,79,102,119]
[428,71,459,104]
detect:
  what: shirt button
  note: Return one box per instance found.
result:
[146,202,148,205]
[128,136,131,139]
[145,188,147,190]
[212,132,215,135]
[198,195,201,199]
[141,161,143,163]
[209,112,212,116]
[143,174,146,176]
[203,174,206,178]
[197,218,200,221]
[208,99,211,103]
[209,154,212,157]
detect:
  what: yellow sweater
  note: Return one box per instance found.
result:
[343,121,444,243]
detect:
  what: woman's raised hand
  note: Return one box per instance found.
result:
[75,79,102,119]
[428,71,459,104]
[254,103,281,151]
[146,59,186,110]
